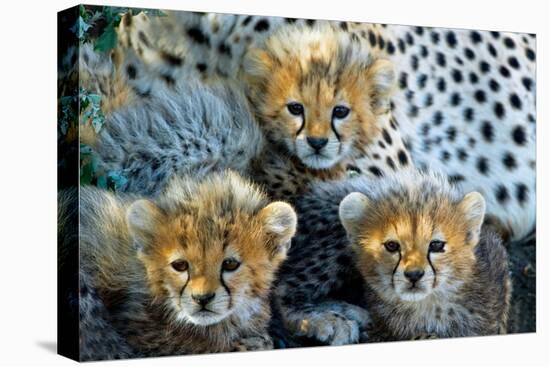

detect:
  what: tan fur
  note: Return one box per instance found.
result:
[339,171,510,339]
[243,23,396,170]
[76,171,297,358]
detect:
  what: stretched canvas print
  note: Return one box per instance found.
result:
[57,4,536,362]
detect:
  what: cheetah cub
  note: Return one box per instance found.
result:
[63,171,297,360]
[340,171,511,340]
[243,23,411,173]
[276,170,510,345]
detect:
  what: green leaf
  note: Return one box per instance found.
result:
[80,144,93,156]
[80,161,94,185]
[71,16,91,40]
[94,23,118,52]
[108,171,128,191]
[96,175,108,189]
[87,93,101,105]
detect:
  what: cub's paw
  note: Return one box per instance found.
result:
[232,334,274,352]
[412,333,438,340]
[288,308,367,346]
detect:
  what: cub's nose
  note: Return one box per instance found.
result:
[192,293,216,307]
[306,137,329,151]
[404,269,425,284]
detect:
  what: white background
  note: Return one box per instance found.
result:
[0,0,546,365]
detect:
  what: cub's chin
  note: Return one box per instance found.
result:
[395,285,432,302]
[177,309,231,326]
[298,152,341,170]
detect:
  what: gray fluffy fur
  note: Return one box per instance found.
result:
[93,78,264,196]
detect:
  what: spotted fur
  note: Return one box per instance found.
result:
[275,170,510,344]
[116,11,535,241]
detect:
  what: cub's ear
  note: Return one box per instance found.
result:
[339,192,370,239]
[259,201,297,260]
[366,58,396,114]
[242,48,273,83]
[458,192,486,246]
[127,200,165,249]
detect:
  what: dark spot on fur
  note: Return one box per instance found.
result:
[433,111,443,126]
[437,78,446,92]
[502,152,517,170]
[474,89,486,103]
[464,107,474,122]
[470,31,482,43]
[436,52,446,67]
[448,174,465,184]
[477,157,489,175]
[495,185,509,204]
[503,37,516,49]
[187,27,210,46]
[499,65,511,78]
[489,79,500,92]
[254,19,270,32]
[126,64,137,79]
[494,102,505,119]
[522,77,533,91]
[526,48,535,61]
[508,56,520,69]
[480,61,490,73]
[368,166,383,177]
[510,93,522,110]
[386,156,396,170]
[382,129,393,145]
[481,121,494,142]
[398,150,408,166]
[512,125,527,145]
[516,183,528,205]
[387,41,395,54]
[196,63,207,72]
[161,51,183,66]
[487,43,498,57]
[446,31,457,48]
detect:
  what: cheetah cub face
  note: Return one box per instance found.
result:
[128,173,297,326]
[339,173,486,303]
[243,24,395,169]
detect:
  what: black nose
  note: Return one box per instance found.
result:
[306,137,329,151]
[192,293,215,307]
[404,269,425,283]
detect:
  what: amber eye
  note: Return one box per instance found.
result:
[222,258,241,272]
[429,240,446,253]
[384,241,401,253]
[171,260,189,272]
[332,105,350,119]
[287,102,304,116]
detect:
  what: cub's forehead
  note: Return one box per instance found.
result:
[165,212,263,249]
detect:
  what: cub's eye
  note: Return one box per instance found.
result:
[384,241,401,253]
[171,260,189,272]
[429,240,446,253]
[222,258,241,272]
[287,102,304,116]
[332,105,350,119]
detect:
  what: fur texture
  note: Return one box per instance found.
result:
[275,170,510,344]
[115,11,535,240]
[59,171,297,360]
[90,77,264,196]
